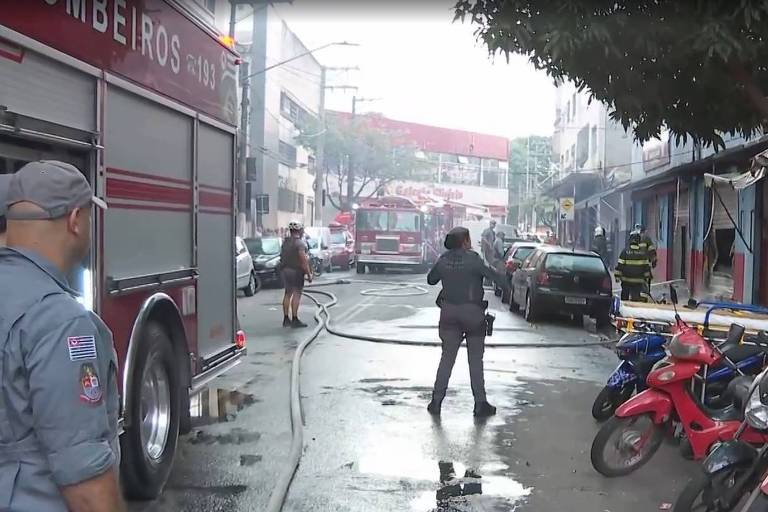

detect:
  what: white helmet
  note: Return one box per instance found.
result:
[288,221,304,232]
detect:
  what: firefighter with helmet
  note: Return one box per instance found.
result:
[634,223,658,269]
[280,221,313,328]
[591,226,608,266]
[615,230,652,301]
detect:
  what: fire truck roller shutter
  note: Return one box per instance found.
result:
[103,86,193,499]
[0,47,95,132]
[103,86,193,278]
[196,122,236,361]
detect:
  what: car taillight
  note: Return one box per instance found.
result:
[537,272,550,285]
[602,276,612,291]
[235,330,246,349]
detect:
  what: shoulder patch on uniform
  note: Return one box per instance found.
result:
[79,363,103,404]
[68,335,97,361]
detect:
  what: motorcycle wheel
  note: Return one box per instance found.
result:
[591,414,663,477]
[673,467,750,512]
[591,386,633,422]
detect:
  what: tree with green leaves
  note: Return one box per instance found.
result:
[297,113,421,210]
[508,135,554,226]
[455,1,768,148]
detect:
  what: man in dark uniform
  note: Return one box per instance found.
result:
[280,221,313,328]
[427,227,509,417]
[635,223,658,269]
[615,230,652,301]
[0,161,123,511]
[480,219,496,265]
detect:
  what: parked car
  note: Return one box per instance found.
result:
[329,230,354,270]
[304,226,333,273]
[498,242,541,303]
[510,246,612,324]
[236,236,258,296]
[245,236,283,287]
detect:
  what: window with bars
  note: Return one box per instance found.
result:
[278,187,297,212]
[278,141,297,168]
[280,92,315,128]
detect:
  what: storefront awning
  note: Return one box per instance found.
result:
[542,170,601,198]
[575,180,631,209]
[704,168,765,190]
[630,136,768,194]
[704,148,768,190]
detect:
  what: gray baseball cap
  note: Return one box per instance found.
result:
[0,173,11,216]
[5,161,107,220]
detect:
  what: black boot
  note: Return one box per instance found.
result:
[291,317,308,328]
[473,401,497,417]
[427,394,443,416]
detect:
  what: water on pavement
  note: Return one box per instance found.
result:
[129,271,696,512]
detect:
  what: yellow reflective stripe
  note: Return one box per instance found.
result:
[617,258,627,264]
[622,260,650,266]
[621,277,648,284]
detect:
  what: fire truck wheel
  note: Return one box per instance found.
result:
[121,321,181,500]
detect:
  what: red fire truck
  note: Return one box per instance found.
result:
[0,2,245,499]
[354,196,429,273]
[420,200,464,264]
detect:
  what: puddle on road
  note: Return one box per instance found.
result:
[409,462,530,512]
[350,417,530,511]
[190,388,259,426]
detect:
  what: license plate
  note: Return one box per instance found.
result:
[564,297,587,305]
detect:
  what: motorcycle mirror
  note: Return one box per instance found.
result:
[670,285,678,305]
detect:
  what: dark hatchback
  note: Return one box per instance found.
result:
[510,246,612,323]
[245,236,283,286]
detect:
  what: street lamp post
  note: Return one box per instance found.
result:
[227,11,357,232]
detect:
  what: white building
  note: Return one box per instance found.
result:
[215,2,320,233]
[553,81,636,182]
[550,81,639,252]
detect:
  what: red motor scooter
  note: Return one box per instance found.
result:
[591,287,768,478]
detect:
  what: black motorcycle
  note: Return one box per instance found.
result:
[673,367,768,512]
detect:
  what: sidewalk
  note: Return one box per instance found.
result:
[611,273,736,305]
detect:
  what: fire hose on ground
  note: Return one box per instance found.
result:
[264,279,617,512]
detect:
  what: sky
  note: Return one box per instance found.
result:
[266,0,555,140]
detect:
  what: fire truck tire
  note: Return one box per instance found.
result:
[121,322,181,500]
[356,263,366,274]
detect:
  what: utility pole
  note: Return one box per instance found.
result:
[348,95,358,210]
[314,67,327,226]
[525,135,531,230]
[314,67,357,225]
[347,95,379,209]
[229,1,252,235]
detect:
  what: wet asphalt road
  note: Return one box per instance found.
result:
[129,269,697,512]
